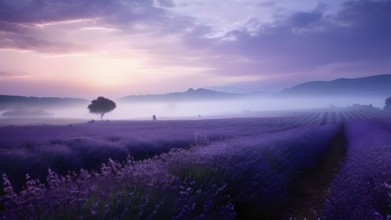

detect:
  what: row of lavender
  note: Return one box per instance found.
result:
[1,124,339,219]
[320,120,391,219]
[282,108,391,126]
[0,118,295,191]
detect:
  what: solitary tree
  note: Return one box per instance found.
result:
[88,96,116,119]
[385,96,391,111]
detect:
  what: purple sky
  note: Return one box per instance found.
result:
[0,0,390,98]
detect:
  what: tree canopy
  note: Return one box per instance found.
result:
[88,96,116,119]
[384,96,391,111]
[386,97,391,106]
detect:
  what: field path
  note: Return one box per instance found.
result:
[287,127,347,219]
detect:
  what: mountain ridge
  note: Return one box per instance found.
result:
[281,74,391,97]
[1,74,390,106]
[0,95,88,110]
[120,88,240,102]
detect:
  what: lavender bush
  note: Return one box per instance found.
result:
[0,118,296,191]
[320,120,391,219]
[1,124,339,219]
[173,124,339,218]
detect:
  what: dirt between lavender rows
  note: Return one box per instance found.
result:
[286,127,347,219]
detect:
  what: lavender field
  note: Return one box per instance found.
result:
[1,109,391,219]
[2,0,391,218]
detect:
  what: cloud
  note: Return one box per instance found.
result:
[155,0,175,7]
[0,0,183,53]
[0,71,12,77]
[0,71,28,78]
[183,0,391,80]
[258,1,275,7]
[0,21,30,34]
[288,10,324,27]
[0,0,185,31]
[0,32,90,54]
[0,0,390,91]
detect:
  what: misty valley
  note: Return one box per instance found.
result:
[1,76,391,219]
[2,74,391,121]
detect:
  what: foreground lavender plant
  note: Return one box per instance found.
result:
[0,118,296,191]
[1,124,339,219]
[320,120,391,219]
[168,124,340,218]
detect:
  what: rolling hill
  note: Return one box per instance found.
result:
[120,88,240,102]
[281,74,391,97]
[0,95,88,110]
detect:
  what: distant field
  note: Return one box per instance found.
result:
[1,108,391,219]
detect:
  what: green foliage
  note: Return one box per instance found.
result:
[88,97,116,119]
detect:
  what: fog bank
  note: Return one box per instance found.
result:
[7,95,382,120]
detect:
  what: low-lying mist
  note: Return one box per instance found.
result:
[1,95,383,120]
